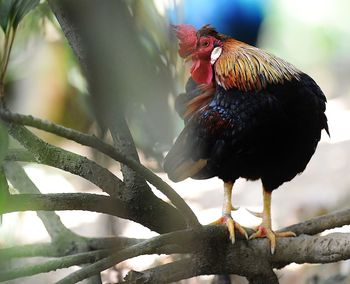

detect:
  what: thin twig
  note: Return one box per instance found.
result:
[55,229,200,284]
[0,237,143,260]
[108,114,149,189]
[0,249,110,282]
[0,110,200,228]
[4,148,35,162]
[4,121,126,197]
[4,162,76,241]
[0,241,186,282]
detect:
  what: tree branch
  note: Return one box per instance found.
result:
[108,115,151,204]
[55,229,200,284]
[2,162,122,284]
[4,162,76,241]
[0,243,58,260]
[123,258,278,284]
[56,224,350,284]
[1,206,350,283]
[0,193,130,219]
[0,249,110,282]
[4,121,125,198]
[2,116,189,233]
[0,237,143,260]
[0,241,188,282]
[0,110,199,228]
[4,148,35,162]
[281,208,350,236]
[2,194,350,246]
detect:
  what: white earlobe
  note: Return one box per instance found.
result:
[210,47,222,65]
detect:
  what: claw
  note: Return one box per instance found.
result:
[235,221,249,240]
[246,208,263,218]
[226,217,235,244]
[248,188,296,254]
[230,204,240,211]
[249,225,296,254]
[276,231,297,238]
[210,215,248,243]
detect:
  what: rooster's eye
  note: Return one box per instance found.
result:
[201,41,209,47]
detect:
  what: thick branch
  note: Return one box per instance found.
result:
[272,233,350,266]
[0,111,198,228]
[1,209,350,283]
[85,236,143,251]
[2,195,350,247]
[123,258,278,284]
[56,224,350,284]
[0,193,130,219]
[0,243,57,260]
[281,208,350,236]
[123,258,204,284]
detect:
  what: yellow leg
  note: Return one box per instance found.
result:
[223,181,233,214]
[210,182,248,243]
[249,188,296,254]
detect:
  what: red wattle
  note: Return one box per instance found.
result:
[191,60,213,85]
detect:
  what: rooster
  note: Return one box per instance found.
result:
[164,25,329,254]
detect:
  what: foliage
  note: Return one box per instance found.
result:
[0,0,40,100]
[0,0,39,32]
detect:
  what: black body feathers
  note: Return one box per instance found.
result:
[164,73,329,191]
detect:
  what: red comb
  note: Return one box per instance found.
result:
[173,24,197,58]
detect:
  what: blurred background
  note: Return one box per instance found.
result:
[1,0,350,283]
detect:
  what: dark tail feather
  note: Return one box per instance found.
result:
[164,130,207,182]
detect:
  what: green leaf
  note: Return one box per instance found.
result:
[0,167,8,225]
[11,0,40,29]
[0,0,39,32]
[0,121,9,163]
[0,0,15,32]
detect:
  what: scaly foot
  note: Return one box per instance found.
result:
[211,215,248,244]
[249,225,296,254]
